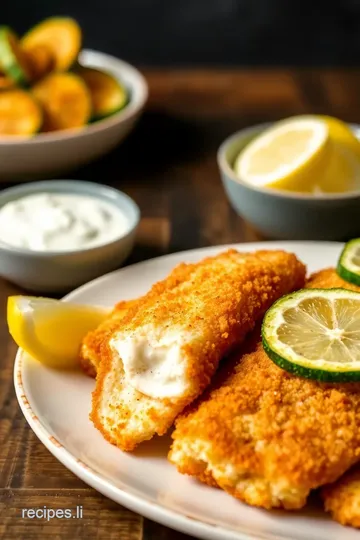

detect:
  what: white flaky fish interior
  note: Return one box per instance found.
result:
[110,326,190,399]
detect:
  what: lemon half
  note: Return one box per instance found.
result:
[235,115,360,193]
[234,117,330,192]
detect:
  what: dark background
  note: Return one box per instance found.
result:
[4,0,360,66]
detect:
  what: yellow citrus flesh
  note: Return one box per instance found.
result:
[315,116,360,193]
[7,296,109,369]
[235,117,331,193]
[320,116,360,159]
[235,115,360,194]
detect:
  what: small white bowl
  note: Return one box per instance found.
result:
[0,180,140,292]
[0,50,148,181]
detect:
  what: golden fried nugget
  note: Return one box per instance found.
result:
[91,249,305,451]
[170,268,360,510]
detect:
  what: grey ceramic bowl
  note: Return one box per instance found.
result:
[0,180,140,293]
[218,123,360,241]
[0,50,148,181]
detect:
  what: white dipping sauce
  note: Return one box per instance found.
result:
[0,193,130,251]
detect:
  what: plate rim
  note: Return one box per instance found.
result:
[13,241,344,540]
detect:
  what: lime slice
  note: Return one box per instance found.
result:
[261,288,360,382]
[337,239,360,286]
[7,295,109,369]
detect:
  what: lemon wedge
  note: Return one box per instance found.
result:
[8,296,109,369]
[315,116,360,193]
[234,117,330,192]
[320,116,360,159]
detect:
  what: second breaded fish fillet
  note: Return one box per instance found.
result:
[169,268,360,510]
[307,268,360,529]
[322,465,360,528]
[91,249,305,451]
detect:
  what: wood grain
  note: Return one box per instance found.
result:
[0,69,357,539]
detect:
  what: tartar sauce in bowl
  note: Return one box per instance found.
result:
[0,193,130,252]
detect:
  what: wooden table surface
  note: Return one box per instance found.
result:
[1,69,360,539]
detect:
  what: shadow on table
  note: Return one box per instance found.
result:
[76,110,207,183]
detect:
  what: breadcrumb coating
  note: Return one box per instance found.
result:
[170,267,360,511]
[79,300,137,377]
[91,249,305,451]
[310,268,360,529]
[78,258,198,377]
[306,267,360,292]
[323,466,360,528]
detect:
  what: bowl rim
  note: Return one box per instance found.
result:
[0,180,140,257]
[217,122,360,201]
[0,49,148,146]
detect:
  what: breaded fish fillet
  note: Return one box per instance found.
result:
[323,466,360,528]
[91,249,305,451]
[169,268,360,510]
[308,268,360,529]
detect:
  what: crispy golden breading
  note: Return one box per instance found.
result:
[169,268,360,510]
[79,300,135,377]
[309,268,360,529]
[322,466,360,528]
[91,249,306,451]
[78,258,199,377]
[170,345,360,510]
[306,267,360,292]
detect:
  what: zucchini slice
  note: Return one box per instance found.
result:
[77,67,128,119]
[22,17,81,72]
[32,72,91,132]
[0,27,31,85]
[0,90,42,136]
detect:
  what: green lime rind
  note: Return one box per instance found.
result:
[0,27,30,86]
[261,287,360,383]
[262,332,360,382]
[337,238,360,286]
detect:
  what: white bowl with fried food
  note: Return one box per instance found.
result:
[0,49,148,180]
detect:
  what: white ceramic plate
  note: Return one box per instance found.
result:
[14,241,360,540]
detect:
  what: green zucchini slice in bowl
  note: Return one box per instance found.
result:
[0,27,31,86]
[77,66,128,120]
